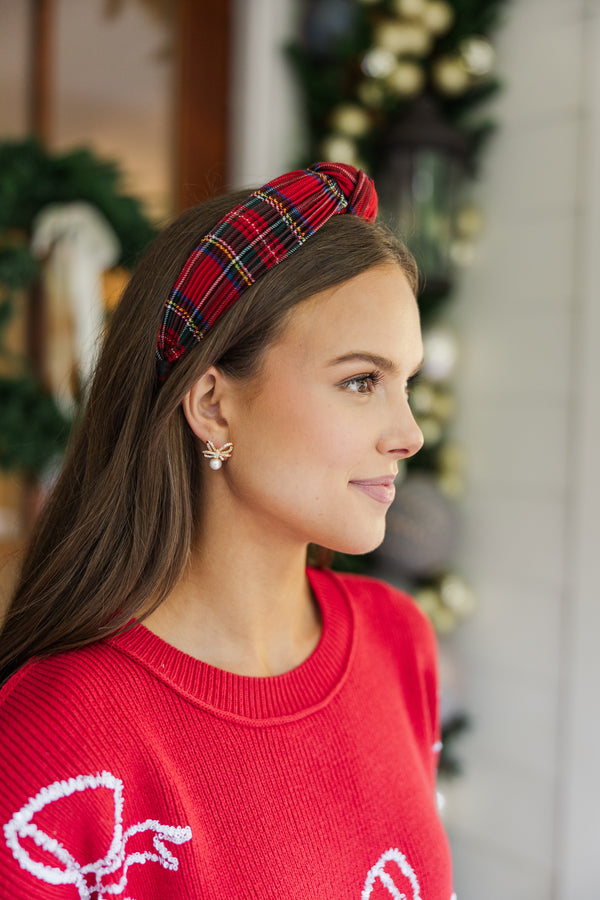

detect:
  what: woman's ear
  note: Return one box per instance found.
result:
[182,366,230,443]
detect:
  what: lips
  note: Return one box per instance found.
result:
[349,476,396,505]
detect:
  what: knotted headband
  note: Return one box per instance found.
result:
[156,162,378,383]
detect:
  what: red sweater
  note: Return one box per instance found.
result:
[0,569,454,899]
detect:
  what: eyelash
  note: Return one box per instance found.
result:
[342,371,384,394]
[341,370,422,395]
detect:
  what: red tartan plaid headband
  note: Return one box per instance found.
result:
[156,161,378,383]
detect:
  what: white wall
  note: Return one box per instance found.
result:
[446,0,600,897]
[228,0,302,188]
[553,3,600,895]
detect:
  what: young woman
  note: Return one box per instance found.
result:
[0,163,455,899]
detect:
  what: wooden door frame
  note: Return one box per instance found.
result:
[174,0,232,211]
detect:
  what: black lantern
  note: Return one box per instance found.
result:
[377,97,470,300]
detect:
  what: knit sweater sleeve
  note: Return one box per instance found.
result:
[0,649,192,900]
[330,570,442,787]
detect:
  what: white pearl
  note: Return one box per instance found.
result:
[209,458,222,470]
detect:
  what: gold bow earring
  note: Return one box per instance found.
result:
[202,441,234,470]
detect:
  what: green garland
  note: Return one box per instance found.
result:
[287,0,509,178]
[0,138,157,476]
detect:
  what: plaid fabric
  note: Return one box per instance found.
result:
[156,162,378,383]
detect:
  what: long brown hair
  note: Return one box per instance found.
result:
[0,189,417,683]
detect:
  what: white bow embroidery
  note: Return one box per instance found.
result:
[4,771,192,899]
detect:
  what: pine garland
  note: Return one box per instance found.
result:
[287,0,509,179]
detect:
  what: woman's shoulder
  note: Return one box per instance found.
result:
[316,567,434,641]
[0,639,143,762]
[1,639,122,714]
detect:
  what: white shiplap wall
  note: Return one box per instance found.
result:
[445,0,600,897]
[557,4,600,894]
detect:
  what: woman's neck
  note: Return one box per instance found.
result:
[142,537,322,677]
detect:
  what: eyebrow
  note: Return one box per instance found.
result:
[327,352,424,377]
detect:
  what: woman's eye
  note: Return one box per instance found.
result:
[343,372,382,393]
[348,377,370,393]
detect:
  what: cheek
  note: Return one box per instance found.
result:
[231,375,373,489]
[245,388,336,453]
[230,404,349,510]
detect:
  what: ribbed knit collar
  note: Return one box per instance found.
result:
[107,568,354,724]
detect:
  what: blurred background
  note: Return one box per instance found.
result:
[1,0,599,897]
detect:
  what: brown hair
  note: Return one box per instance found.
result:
[0,188,417,683]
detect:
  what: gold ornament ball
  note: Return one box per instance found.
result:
[320,135,359,166]
[402,22,432,55]
[422,327,458,382]
[415,587,458,634]
[440,575,477,618]
[455,204,484,238]
[431,603,458,635]
[386,61,425,97]
[460,36,495,76]
[415,587,441,619]
[422,0,454,35]
[432,55,471,95]
[357,79,386,109]
[361,47,396,79]
[330,104,372,138]
[374,20,431,56]
[392,0,427,19]
[374,20,409,53]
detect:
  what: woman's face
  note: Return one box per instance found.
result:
[220,263,424,556]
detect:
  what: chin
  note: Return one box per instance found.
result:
[329,528,387,557]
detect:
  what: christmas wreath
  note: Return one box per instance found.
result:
[0,139,156,476]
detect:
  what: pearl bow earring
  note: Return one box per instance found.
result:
[202,441,234,470]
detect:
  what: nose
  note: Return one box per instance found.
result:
[376,404,424,460]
